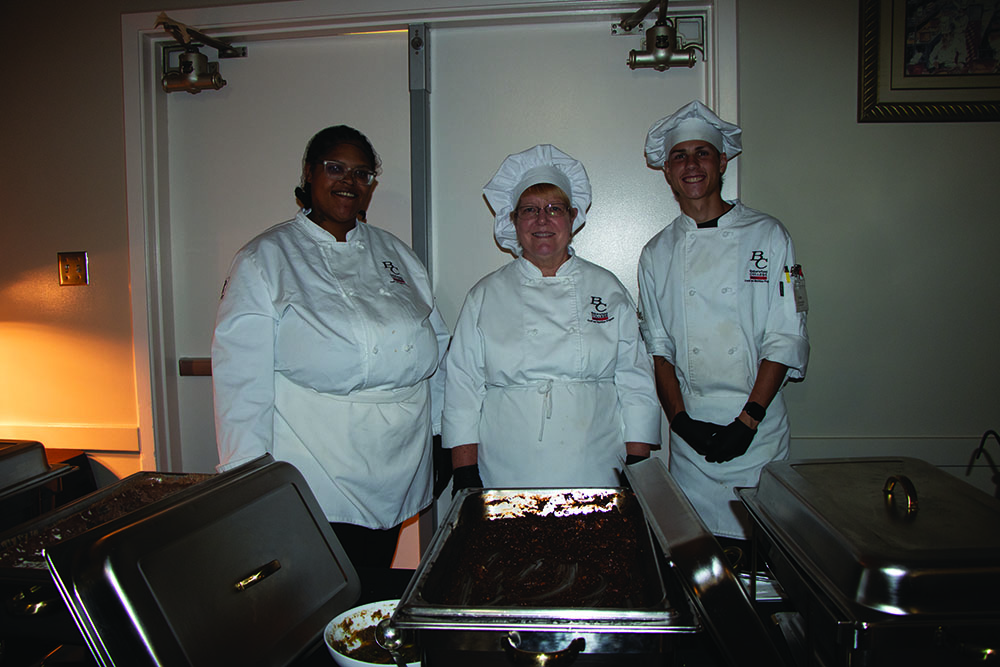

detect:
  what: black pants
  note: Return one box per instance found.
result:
[330,522,402,569]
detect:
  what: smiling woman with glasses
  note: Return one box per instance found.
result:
[211,125,450,575]
[442,144,661,496]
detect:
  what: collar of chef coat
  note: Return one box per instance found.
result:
[515,249,579,278]
[677,199,743,229]
[294,209,367,245]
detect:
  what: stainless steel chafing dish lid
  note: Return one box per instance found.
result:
[45,455,361,667]
[624,458,788,666]
[739,457,1000,617]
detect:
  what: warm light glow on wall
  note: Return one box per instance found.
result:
[0,322,136,424]
[0,264,138,452]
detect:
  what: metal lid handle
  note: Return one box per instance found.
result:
[234,559,281,591]
[883,474,919,513]
[502,633,584,665]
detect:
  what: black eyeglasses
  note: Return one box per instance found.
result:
[318,160,376,185]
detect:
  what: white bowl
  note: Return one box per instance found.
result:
[324,599,420,667]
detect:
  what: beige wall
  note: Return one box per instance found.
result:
[740,0,1000,485]
[2,0,998,486]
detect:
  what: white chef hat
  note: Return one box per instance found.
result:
[644,100,742,168]
[483,144,591,255]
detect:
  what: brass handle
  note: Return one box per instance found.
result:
[502,633,584,666]
[234,559,281,591]
[883,475,919,513]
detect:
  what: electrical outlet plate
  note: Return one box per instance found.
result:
[58,251,89,286]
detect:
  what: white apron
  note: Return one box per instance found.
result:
[273,373,433,529]
[478,377,624,488]
[670,394,789,538]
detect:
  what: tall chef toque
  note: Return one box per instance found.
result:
[644,100,743,168]
[483,144,592,256]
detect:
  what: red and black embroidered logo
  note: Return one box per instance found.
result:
[383,261,407,285]
[588,296,615,324]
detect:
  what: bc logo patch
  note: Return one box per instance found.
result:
[588,296,615,324]
[745,250,769,283]
[383,261,407,285]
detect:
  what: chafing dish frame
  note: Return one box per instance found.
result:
[392,458,788,666]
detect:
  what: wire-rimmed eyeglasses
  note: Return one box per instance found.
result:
[318,160,376,185]
[515,203,570,219]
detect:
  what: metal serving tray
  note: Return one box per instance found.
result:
[739,457,1000,617]
[400,487,679,626]
[46,456,361,667]
[0,470,212,574]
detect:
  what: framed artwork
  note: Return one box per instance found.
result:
[858,0,1000,122]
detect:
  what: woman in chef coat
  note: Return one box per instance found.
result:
[212,125,450,567]
[443,144,661,493]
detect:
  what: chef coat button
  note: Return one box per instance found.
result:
[688,289,696,296]
[728,347,736,355]
[693,347,700,354]
[372,346,379,354]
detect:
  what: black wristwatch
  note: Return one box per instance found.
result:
[743,401,766,422]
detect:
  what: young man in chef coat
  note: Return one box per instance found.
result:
[637,101,810,541]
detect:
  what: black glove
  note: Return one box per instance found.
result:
[625,453,649,465]
[432,435,453,499]
[670,411,724,457]
[451,464,483,497]
[707,419,756,463]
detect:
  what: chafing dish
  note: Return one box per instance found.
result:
[0,469,212,645]
[392,459,787,666]
[0,440,79,532]
[45,455,361,667]
[739,456,1000,666]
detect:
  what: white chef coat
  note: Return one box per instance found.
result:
[637,200,809,538]
[443,254,661,488]
[212,211,450,529]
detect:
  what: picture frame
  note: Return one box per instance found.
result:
[858,0,1000,122]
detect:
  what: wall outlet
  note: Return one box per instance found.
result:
[58,252,89,286]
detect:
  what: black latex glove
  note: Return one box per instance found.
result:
[670,411,724,457]
[707,419,756,463]
[451,464,483,497]
[625,453,649,465]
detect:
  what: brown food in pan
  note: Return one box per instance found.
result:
[431,499,652,608]
[0,475,211,569]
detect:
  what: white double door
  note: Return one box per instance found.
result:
[163,13,721,562]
